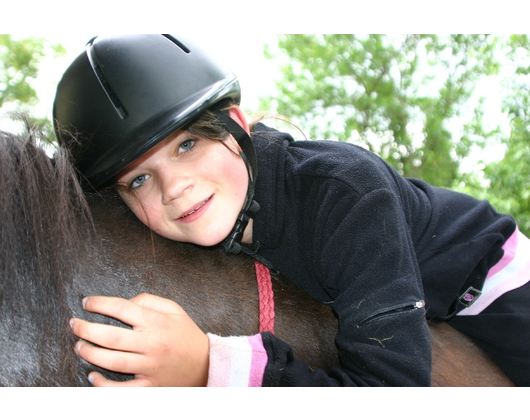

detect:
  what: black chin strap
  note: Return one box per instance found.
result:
[212,110,260,255]
[222,190,260,254]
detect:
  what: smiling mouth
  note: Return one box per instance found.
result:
[178,196,212,220]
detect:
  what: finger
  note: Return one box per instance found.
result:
[82,296,149,327]
[88,372,153,387]
[70,318,142,353]
[130,292,183,315]
[75,340,146,375]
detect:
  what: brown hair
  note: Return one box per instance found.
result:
[181,99,234,142]
[184,100,307,144]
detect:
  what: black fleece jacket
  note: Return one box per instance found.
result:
[249,123,516,386]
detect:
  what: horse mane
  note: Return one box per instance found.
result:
[0,116,92,386]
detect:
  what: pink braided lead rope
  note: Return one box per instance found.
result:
[254,260,275,334]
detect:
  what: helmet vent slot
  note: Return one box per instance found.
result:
[163,34,191,54]
[85,45,129,119]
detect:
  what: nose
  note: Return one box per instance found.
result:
[160,167,193,205]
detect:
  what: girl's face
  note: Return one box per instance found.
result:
[116,129,250,247]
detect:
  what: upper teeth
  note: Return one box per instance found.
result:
[181,199,208,218]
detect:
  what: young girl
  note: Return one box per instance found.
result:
[55,34,529,387]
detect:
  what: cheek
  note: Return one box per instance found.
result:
[217,153,249,200]
[131,205,151,227]
[135,201,167,231]
[198,142,248,197]
[119,192,158,229]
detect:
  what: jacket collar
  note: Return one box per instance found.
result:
[251,123,292,251]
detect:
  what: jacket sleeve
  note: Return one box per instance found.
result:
[261,187,432,386]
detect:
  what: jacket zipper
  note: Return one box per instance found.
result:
[357,300,425,327]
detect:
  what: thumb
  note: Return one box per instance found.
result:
[130,292,183,315]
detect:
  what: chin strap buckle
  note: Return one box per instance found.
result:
[222,197,260,254]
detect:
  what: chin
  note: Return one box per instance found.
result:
[193,236,229,248]
[156,224,235,248]
[166,229,225,248]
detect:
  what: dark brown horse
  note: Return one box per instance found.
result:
[0,126,513,386]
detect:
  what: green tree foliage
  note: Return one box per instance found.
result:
[261,34,530,236]
[0,35,65,106]
[0,35,65,138]
[459,35,530,235]
[262,35,502,187]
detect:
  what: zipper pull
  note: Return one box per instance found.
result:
[414,300,426,309]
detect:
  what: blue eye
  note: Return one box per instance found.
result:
[130,174,150,189]
[178,139,196,154]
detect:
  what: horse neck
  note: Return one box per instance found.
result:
[86,189,263,333]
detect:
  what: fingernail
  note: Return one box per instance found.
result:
[88,375,94,385]
[74,341,81,355]
[82,297,88,309]
[69,319,74,329]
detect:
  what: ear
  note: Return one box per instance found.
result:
[228,106,250,134]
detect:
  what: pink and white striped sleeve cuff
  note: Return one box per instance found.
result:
[206,333,268,387]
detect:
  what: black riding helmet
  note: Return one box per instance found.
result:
[53,34,259,254]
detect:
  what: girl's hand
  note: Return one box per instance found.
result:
[70,293,209,387]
